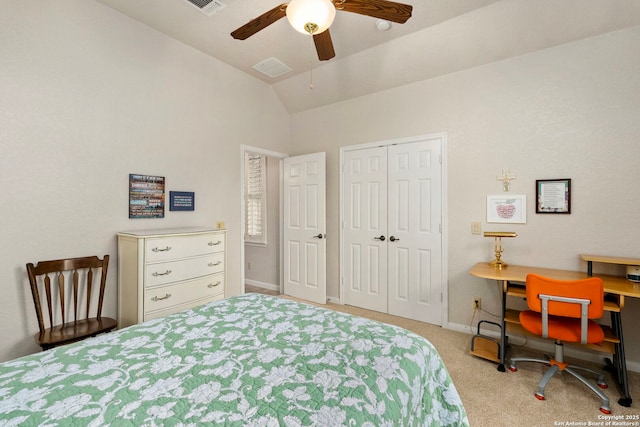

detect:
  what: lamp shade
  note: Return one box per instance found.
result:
[286,0,336,35]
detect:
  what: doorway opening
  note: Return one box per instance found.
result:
[240,145,287,296]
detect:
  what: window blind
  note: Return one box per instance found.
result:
[245,152,267,245]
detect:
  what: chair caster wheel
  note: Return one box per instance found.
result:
[535,393,545,401]
[599,407,611,415]
[508,366,517,372]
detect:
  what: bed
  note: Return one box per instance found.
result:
[0,293,468,426]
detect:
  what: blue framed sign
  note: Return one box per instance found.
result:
[170,191,195,211]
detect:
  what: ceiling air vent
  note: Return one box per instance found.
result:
[252,58,293,79]
[183,0,226,16]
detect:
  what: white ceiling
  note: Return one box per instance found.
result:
[95,0,640,113]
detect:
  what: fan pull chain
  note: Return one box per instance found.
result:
[309,35,314,90]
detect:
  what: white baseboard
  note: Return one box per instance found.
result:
[446,321,640,373]
[245,279,279,292]
[245,281,340,305]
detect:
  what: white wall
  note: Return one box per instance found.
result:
[290,27,640,367]
[0,0,290,362]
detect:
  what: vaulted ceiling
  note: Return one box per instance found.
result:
[95,0,640,113]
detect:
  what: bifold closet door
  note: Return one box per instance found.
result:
[342,139,443,325]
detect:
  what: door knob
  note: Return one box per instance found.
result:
[374,235,386,241]
[313,234,324,239]
[389,236,400,242]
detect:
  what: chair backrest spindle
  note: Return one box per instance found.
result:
[58,272,66,326]
[43,274,52,331]
[72,268,79,323]
[86,268,93,319]
[97,256,109,318]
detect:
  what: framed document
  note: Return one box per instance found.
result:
[487,195,527,224]
[536,179,571,214]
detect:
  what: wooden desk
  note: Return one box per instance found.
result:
[470,261,640,407]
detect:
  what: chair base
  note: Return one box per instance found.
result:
[508,343,611,414]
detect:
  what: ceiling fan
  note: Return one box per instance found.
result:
[231,0,413,61]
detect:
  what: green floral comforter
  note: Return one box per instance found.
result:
[0,293,468,426]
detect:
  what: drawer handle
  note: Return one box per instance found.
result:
[208,261,222,267]
[208,281,222,288]
[152,246,172,252]
[151,293,172,301]
[208,240,222,246]
[152,270,172,277]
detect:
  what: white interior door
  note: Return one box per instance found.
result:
[283,152,326,304]
[342,147,388,312]
[387,141,442,324]
[341,137,443,325]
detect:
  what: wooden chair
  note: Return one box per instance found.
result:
[508,273,611,414]
[26,255,117,350]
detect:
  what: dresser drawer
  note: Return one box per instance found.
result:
[144,292,225,322]
[144,253,224,287]
[144,273,225,313]
[145,232,225,262]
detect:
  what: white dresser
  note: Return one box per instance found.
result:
[117,227,226,328]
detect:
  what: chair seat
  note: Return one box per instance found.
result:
[520,310,604,344]
[35,317,117,349]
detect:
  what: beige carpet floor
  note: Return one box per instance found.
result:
[267,292,640,426]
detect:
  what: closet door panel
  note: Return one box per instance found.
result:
[387,140,442,325]
[343,147,388,312]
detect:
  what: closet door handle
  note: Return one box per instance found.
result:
[389,236,400,242]
[374,235,386,241]
[313,234,324,239]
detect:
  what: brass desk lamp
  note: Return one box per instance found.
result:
[484,231,518,269]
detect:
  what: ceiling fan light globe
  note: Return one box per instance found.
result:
[286,0,336,35]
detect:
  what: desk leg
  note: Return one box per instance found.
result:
[586,262,631,406]
[497,279,507,372]
[608,311,632,407]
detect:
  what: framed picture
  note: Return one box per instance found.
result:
[129,174,165,218]
[487,195,527,224]
[170,191,195,211]
[536,179,571,214]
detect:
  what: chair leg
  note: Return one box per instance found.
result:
[565,367,611,414]
[535,365,560,400]
[508,357,549,372]
[567,364,608,389]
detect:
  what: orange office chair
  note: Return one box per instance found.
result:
[508,273,611,414]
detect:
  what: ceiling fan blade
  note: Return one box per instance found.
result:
[313,29,336,61]
[336,0,412,24]
[231,4,288,40]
